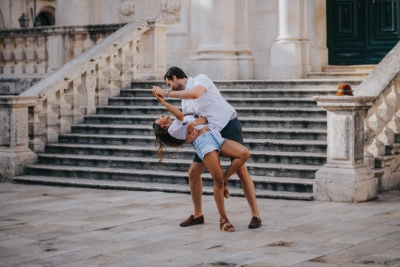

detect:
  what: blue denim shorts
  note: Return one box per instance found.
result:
[193,132,225,161]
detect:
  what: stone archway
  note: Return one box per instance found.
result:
[35,6,55,26]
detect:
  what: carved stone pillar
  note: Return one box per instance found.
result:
[192,0,239,80]
[270,0,311,79]
[118,0,181,80]
[0,96,38,181]
[313,96,378,202]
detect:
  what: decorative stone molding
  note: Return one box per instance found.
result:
[119,0,180,24]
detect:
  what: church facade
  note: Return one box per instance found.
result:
[2,0,399,80]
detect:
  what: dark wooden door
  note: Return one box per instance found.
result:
[327,0,400,65]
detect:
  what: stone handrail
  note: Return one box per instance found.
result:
[21,20,150,152]
[313,41,400,202]
[0,23,126,75]
[0,21,150,181]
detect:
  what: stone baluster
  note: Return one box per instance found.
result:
[0,96,38,181]
[72,34,84,59]
[103,54,121,98]
[47,35,64,73]
[25,37,36,74]
[115,44,132,89]
[313,96,378,202]
[39,95,60,144]
[29,102,47,153]
[96,59,110,106]
[131,38,142,81]
[2,37,14,74]
[63,36,73,65]
[13,37,25,74]
[82,69,97,115]
[0,39,4,74]
[36,36,47,74]
[59,81,73,134]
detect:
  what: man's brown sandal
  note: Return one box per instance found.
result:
[219,218,235,232]
[179,215,204,227]
[248,216,262,229]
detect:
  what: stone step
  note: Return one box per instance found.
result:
[83,115,327,129]
[120,88,337,98]
[71,124,327,140]
[58,134,327,153]
[24,165,314,192]
[132,79,363,89]
[321,65,375,73]
[45,143,327,165]
[95,105,327,118]
[108,97,320,108]
[307,72,370,79]
[12,176,314,200]
[36,154,320,178]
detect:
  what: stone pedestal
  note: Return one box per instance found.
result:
[0,96,38,181]
[141,22,170,80]
[314,96,378,202]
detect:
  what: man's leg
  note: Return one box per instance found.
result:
[235,163,260,218]
[188,162,206,218]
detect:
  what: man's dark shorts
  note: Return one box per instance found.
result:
[193,118,244,163]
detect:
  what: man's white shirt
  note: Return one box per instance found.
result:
[181,74,236,131]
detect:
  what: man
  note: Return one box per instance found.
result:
[152,66,261,229]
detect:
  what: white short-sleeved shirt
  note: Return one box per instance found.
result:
[183,74,236,131]
[168,115,224,144]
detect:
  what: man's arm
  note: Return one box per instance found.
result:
[152,85,206,99]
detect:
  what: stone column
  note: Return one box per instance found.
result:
[192,0,239,80]
[313,96,378,202]
[269,0,311,79]
[0,96,38,181]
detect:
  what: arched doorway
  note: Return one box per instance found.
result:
[327,0,400,65]
[35,6,55,26]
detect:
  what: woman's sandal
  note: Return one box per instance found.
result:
[219,218,235,232]
[224,181,230,198]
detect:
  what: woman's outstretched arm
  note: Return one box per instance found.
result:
[153,93,184,121]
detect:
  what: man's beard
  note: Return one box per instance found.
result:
[175,83,185,91]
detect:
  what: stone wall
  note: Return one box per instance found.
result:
[0,76,43,95]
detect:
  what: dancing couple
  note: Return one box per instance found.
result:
[152,66,261,232]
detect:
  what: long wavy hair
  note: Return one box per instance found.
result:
[152,122,185,163]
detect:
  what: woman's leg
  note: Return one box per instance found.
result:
[219,140,250,180]
[202,151,228,221]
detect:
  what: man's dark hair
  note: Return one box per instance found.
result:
[164,66,188,81]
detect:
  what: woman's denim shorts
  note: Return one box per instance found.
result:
[193,132,225,161]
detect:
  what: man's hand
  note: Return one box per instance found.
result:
[152,86,166,98]
[186,129,198,143]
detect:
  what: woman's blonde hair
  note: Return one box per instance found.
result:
[152,122,185,163]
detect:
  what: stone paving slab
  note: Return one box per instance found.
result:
[1,183,400,267]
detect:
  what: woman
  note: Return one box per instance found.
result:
[152,94,250,232]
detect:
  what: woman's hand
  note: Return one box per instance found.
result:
[153,92,166,105]
[152,86,166,98]
[187,121,195,133]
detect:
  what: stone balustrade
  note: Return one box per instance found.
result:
[0,24,126,75]
[314,41,400,202]
[0,20,150,180]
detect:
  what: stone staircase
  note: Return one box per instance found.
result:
[13,79,363,200]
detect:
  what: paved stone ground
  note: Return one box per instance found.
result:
[1,183,400,267]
